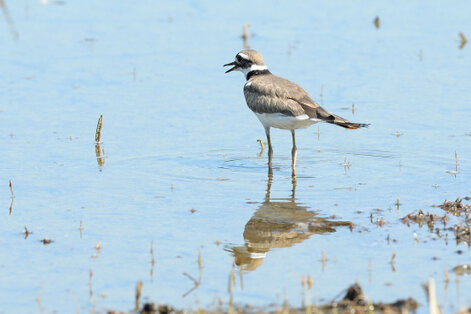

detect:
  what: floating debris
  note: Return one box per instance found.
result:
[459,32,467,49]
[23,226,32,239]
[453,225,471,246]
[40,237,53,245]
[401,209,445,231]
[373,16,381,29]
[402,198,470,246]
[438,198,470,216]
[374,217,387,227]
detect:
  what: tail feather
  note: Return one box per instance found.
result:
[322,113,370,129]
[329,120,370,129]
[298,103,370,129]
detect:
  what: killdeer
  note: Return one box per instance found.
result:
[224,49,369,175]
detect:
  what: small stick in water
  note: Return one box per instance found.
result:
[95,143,105,167]
[9,179,14,215]
[89,269,93,299]
[9,179,14,198]
[150,241,155,281]
[257,139,264,156]
[455,151,458,172]
[95,115,103,143]
[390,253,396,272]
[242,23,250,48]
[135,281,143,311]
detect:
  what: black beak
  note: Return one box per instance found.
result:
[224,61,238,73]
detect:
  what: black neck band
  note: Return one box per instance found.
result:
[246,69,271,80]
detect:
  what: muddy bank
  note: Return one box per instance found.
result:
[401,197,471,246]
[108,283,418,314]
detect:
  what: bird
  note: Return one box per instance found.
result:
[224,49,369,176]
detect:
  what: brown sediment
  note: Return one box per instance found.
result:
[438,198,470,216]
[401,198,470,246]
[112,283,418,314]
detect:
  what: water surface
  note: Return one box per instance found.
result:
[1,0,470,313]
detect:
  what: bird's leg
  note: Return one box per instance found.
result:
[291,129,297,177]
[265,127,273,174]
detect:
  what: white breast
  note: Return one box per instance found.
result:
[254,113,320,130]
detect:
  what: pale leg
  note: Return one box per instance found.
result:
[265,127,273,174]
[291,129,297,176]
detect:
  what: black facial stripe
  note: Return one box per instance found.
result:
[236,56,252,66]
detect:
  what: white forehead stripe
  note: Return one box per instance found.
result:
[238,53,250,60]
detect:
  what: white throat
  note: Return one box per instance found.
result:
[238,64,268,78]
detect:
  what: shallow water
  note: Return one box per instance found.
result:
[1,0,470,313]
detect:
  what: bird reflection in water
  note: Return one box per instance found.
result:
[227,175,352,272]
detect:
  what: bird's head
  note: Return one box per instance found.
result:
[224,49,268,78]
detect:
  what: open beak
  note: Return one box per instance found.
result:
[224,61,238,73]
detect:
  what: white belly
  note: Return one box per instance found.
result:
[254,113,320,130]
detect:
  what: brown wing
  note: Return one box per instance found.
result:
[244,75,306,116]
[245,74,369,129]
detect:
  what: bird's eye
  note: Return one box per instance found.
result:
[236,55,244,63]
